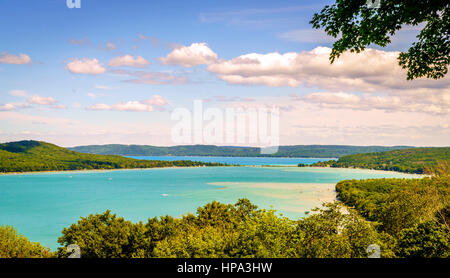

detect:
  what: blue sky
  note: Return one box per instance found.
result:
[0,0,449,147]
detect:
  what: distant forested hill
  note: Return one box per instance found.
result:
[68,144,412,158]
[312,147,450,174]
[0,140,224,173]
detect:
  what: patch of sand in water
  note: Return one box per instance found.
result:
[208,182,337,214]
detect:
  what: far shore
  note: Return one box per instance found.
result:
[0,164,425,177]
[0,165,237,176]
[123,154,338,158]
[285,165,426,177]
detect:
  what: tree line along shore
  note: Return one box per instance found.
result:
[0,140,226,173]
[304,147,450,174]
[2,140,448,175]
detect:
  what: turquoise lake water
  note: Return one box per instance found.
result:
[0,158,422,250]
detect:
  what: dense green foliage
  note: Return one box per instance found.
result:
[312,147,450,173]
[0,140,225,173]
[311,0,450,80]
[0,225,53,258]
[336,176,450,257]
[57,200,392,258]
[69,144,411,158]
[397,221,450,258]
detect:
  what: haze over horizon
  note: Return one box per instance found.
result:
[1,0,449,147]
[0,139,435,150]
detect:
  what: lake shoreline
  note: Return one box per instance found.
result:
[127,155,339,159]
[301,165,427,177]
[0,164,425,177]
[0,165,238,176]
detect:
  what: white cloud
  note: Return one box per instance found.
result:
[110,69,188,85]
[86,103,111,111]
[86,96,169,112]
[207,46,450,91]
[27,95,56,105]
[0,103,16,111]
[205,46,450,115]
[86,101,153,112]
[1,95,66,111]
[9,90,28,97]
[299,91,450,115]
[141,95,169,107]
[108,54,150,68]
[160,43,218,67]
[65,58,107,75]
[0,102,32,111]
[0,52,31,64]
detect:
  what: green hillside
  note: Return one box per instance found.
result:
[312,147,450,174]
[68,144,412,158]
[0,140,224,173]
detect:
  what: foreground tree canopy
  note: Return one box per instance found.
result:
[56,200,391,258]
[54,175,449,258]
[311,0,450,80]
[0,226,52,258]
